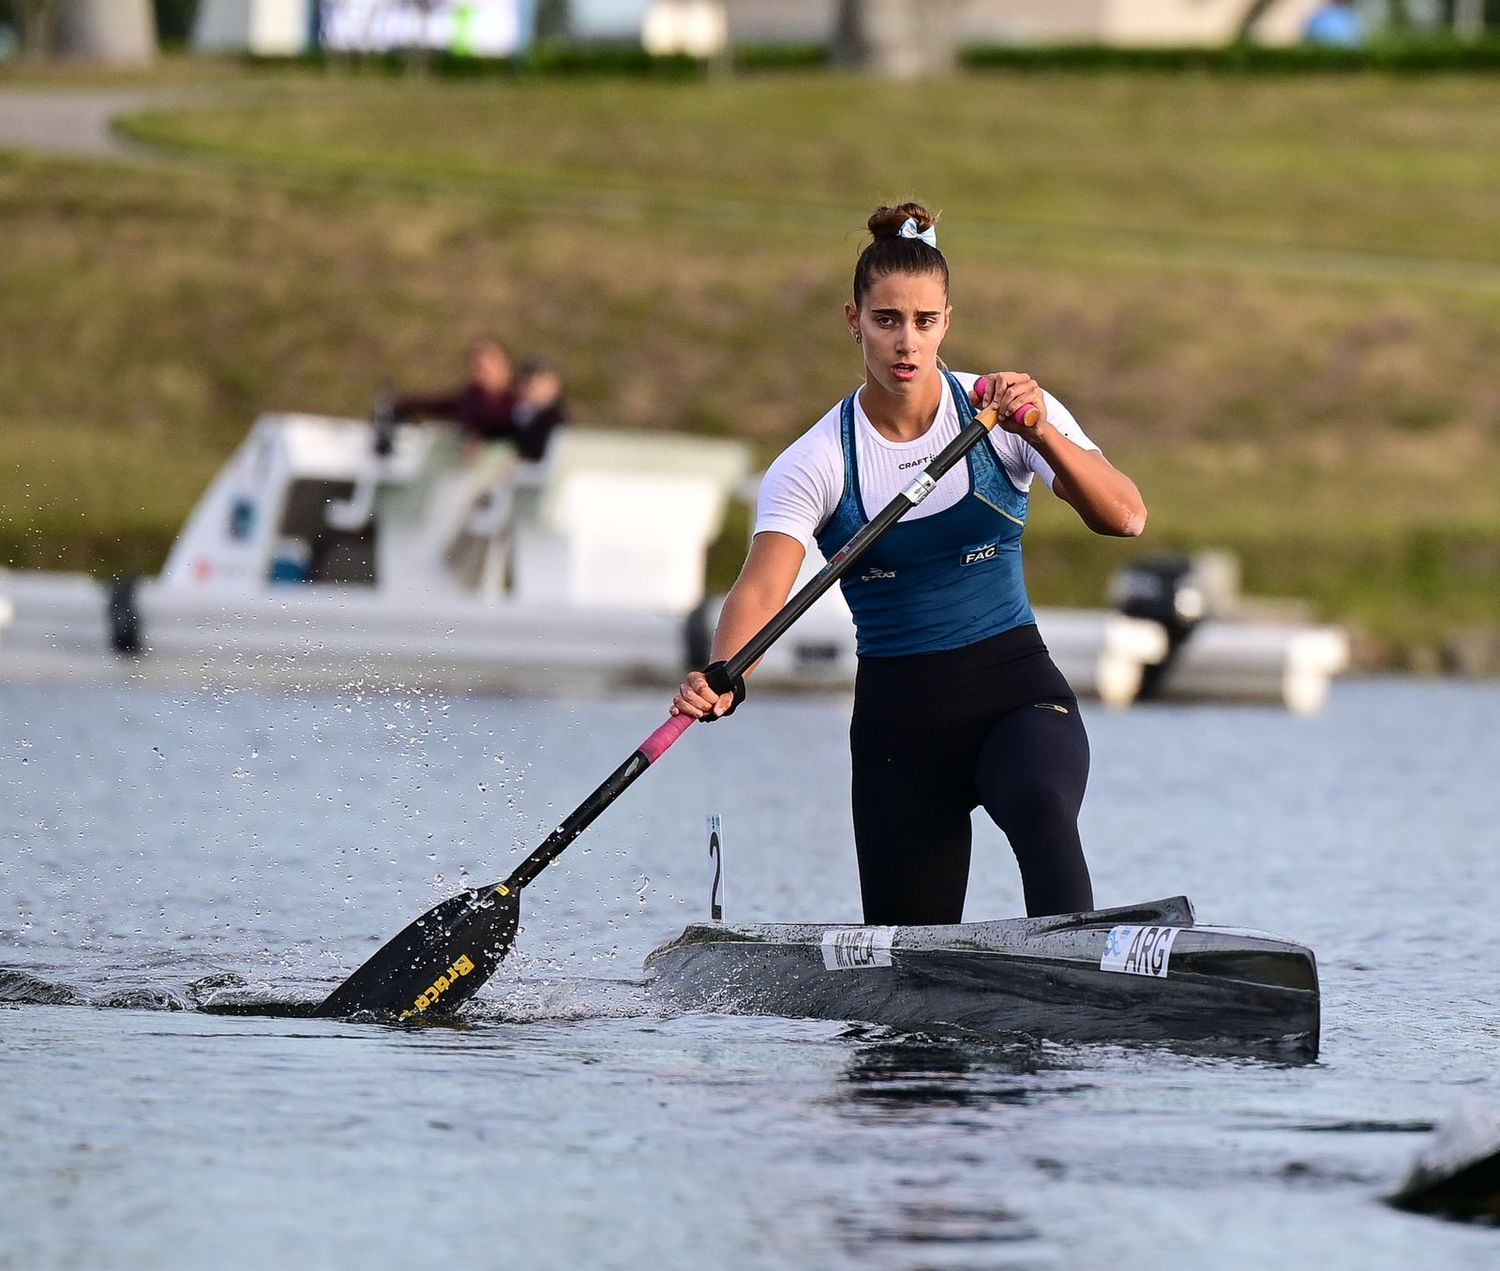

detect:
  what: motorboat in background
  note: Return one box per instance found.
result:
[0,411,1346,710]
[0,413,750,693]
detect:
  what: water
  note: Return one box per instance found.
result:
[2,677,1497,1268]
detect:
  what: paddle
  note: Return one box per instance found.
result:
[314,392,1037,1020]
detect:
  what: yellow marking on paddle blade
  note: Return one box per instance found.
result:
[398,953,478,1021]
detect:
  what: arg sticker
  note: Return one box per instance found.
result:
[821,927,896,971]
[1100,925,1182,978]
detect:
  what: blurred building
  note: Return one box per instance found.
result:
[318,0,530,53]
[168,0,1500,58]
[570,0,652,38]
[643,0,728,55]
[57,0,158,64]
[194,0,534,55]
[723,0,1330,47]
[195,0,314,55]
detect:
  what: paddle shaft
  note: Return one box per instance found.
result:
[503,399,1026,893]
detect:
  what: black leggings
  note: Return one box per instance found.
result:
[850,625,1093,925]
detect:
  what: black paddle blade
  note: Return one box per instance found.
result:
[313,884,520,1021]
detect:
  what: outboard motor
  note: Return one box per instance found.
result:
[1110,555,1205,642]
[1109,554,1231,700]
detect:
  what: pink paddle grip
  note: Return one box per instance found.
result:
[639,713,694,764]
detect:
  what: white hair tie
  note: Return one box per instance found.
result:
[897,217,938,249]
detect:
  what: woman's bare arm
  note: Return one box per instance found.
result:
[973,371,1147,538]
[672,531,807,719]
[1031,429,1148,538]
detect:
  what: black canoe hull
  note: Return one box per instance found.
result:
[644,897,1319,1060]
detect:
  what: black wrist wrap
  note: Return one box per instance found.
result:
[700,661,747,722]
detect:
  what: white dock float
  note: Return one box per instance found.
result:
[706,562,1169,709]
[1152,622,1350,715]
[702,557,1346,712]
[1037,608,1171,708]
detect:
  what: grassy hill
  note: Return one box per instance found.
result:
[2,65,1498,664]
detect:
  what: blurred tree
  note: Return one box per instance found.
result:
[1437,0,1490,37]
[56,0,157,63]
[7,0,61,58]
[152,0,200,44]
[832,0,860,64]
[832,0,956,77]
[409,0,438,72]
[535,0,570,42]
[1235,0,1276,39]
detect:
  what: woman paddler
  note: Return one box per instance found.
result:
[672,202,1147,925]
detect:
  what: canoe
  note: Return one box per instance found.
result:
[645,896,1319,1060]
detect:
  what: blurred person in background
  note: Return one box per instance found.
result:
[394,335,519,454]
[395,336,566,462]
[396,337,567,588]
[511,359,568,462]
[1303,0,1368,47]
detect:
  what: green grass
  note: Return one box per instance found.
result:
[2,66,1499,662]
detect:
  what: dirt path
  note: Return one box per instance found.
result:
[0,89,158,156]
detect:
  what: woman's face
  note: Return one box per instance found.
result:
[847,270,951,398]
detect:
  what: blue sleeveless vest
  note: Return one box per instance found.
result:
[813,371,1034,657]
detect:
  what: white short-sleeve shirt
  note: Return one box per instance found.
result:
[755,371,1100,549]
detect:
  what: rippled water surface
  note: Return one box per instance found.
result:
[3,677,1497,1268]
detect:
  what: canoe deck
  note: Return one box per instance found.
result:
[645,896,1319,1060]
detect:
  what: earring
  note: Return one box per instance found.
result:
[852,331,861,343]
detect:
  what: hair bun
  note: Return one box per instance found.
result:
[852,200,949,306]
[868,202,938,241]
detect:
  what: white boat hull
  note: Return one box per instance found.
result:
[0,569,687,692]
[0,566,1348,709]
